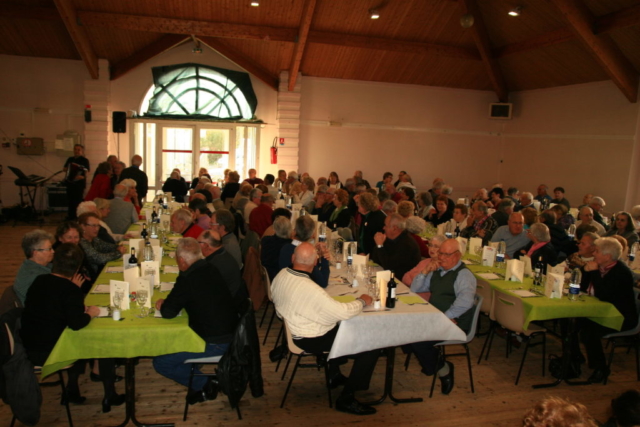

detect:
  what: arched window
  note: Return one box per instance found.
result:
[142,63,258,120]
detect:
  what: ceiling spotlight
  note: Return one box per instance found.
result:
[192,46,203,54]
[251,1,259,6]
[460,13,474,28]
[369,9,380,19]
[508,6,521,16]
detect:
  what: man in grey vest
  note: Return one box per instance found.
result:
[407,239,476,394]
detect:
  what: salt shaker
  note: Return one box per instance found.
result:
[112,308,121,321]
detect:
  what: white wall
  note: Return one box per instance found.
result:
[300,77,640,213]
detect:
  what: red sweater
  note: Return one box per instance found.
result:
[85,174,113,201]
[249,203,273,237]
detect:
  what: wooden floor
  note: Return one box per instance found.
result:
[1,219,636,426]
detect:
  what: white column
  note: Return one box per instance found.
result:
[277,71,301,173]
[83,59,110,170]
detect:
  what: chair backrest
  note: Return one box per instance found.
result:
[475,281,493,318]
[463,294,484,342]
[283,321,304,356]
[4,323,14,356]
[242,247,266,311]
[241,230,260,262]
[493,290,526,334]
[0,286,23,317]
[262,266,272,302]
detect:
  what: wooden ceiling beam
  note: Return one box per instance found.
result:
[458,0,508,102]
[53,0,99,79]
[199,37,279,91]
[77,11,297,42]
[553,0,638,103]
[0,3,60,20]
[288,0,317,91]
[110,34,189,81]
[596,4,640,34]
[308,31,480,60]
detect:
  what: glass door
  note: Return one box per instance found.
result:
[159,126,194,184]
[199,128,231,185]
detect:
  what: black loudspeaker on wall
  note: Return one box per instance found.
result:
[112,111,127,133]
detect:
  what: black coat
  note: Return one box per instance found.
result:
[119,166,148,201]
[358,210,386,255]
[516,242,558,274]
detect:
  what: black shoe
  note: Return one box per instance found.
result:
[62,390,86,405]
[335,396,376,415]
[269,345,287,363]
[203,378,219,401]
[439,362,455,395]
[91,372,124,383]
[587,368,610,384]
[102,394,125,413]
[186,389,206,405]
[329,373,348,389]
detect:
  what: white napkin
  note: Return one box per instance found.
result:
[164,265,180,274]
[523,255,533,277]
[506,259,524,282]
[376,270,391,308]
[545,273,564,299]
[482,246,496,267]
[160,282,175,292]
[469,237,483,256]
[105,266,123,274]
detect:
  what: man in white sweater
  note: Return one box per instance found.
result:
[271,243,379,416]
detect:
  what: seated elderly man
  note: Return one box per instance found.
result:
[589,197,608,229]
[515,192,535,212]
[447,204,469,238]
[261,217,293,281]
[171,208,204,239]
[207,185,224,212]
[575,206,606,236]
[104,183,138,235]
[14,230,54,305]
[460,201,498,245]
[491,199,514,227]
[407,239,476,395]
[271,243,378,415]
[244,188,262,224]
[566,231,598,270]
[310,185,336,222]
[506,187,519,206]
[515,223,558,272]
[249,193,275,237]
[154,238,239,405]
[197,229,246,300]
[162,171,188,202]
[211,209,242,268]
[538,210,571,254]
[279,216,330,287]
[575,237,638,383]
[490,212,529,259]
[534,184,552,205]
[371,213,421,279]
[243,168,263,187]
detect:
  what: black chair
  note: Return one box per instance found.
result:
[602,288,640,385]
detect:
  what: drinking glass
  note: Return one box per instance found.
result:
[137,289,149,317]
[113,291,123,310]
[163,220,170,232]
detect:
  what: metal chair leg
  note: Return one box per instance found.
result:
[322,356,332,408]
[58,371,73,427]
[259,300,271,327]
[429,349,442,398]
[464,344,475,393]
[280,355,302,408]
[604,339,617,386]
[515,337,531,385]
[479,322,495,364]
[183,364,197,421]
[404,352,412,371]
[281,351,294,380]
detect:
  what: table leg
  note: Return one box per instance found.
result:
[111,359,175,427]
[364,347,423,406]
[532,319,590,389]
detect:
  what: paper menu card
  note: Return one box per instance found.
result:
[275,199,285,209]
[130,278,152,308]
[160,214,171,226]
[352,254,369,270]
[506,259,524,282]
[481,246,496,267]
[523,255,533,277]
[547,263,565,277]
[545,273,564,299]
[376,270,391,308]
[110,280,130,310]
[141,261,160,291]
[123,265,140,286]
[456,237,468,256]
[469,237,483,256]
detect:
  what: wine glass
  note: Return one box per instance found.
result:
[163,220,170,232]
[137,289,149,317]
[113,291,123,310]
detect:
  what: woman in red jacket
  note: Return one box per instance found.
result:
[85,162,113,201]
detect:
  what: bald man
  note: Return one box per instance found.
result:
[119,154,148,202]
[271,243,378,415]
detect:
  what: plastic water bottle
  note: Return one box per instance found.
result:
[567,224,576,240]
[143,239,155,262]
[496,240,506,267]
[630,242,638,263]
[569,268,581,301]
[319,222,327,243]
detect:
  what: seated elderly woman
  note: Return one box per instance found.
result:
[515,222,558,272]
[460,201,498,246]
[162,171,189,202]
[416,191,434,220]
[297,176,315,208]
[381,200,397,216]
[190,167,211,190]
[550,203,575,230]
[520,207,538,229]
[397,200,415,219]
[221,170,240,203]
[120,178,141,215]
[471,188,489,204]
[92,198,134,243]
[232,182,253,213]
[427,195,453,227]
[262,208,292,238]
[327,189,350,230]
[14,230,54,305]
[405,216,430,258]
[279,216,330,288]
[78,212,126,278]
[53,221,94,293]
[84,161,113,201]
[261,216,293,282]
[605,211,639,247]
[20,243,124,411]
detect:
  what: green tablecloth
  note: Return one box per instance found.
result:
[41,231,205,378]
[466,259,624,331]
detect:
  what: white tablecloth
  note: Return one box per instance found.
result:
[326,268,466,359]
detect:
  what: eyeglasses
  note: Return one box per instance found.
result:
[438,250,460,257]
[84,223,100,228]
[34,248,54,252]
[197,241,208,245]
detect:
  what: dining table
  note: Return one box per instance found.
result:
[41,222,203,427]
[325,265,466,404]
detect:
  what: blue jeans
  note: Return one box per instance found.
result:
[153,343,229,390]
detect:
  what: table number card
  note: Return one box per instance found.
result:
[123,265,140,287]
[506,259,524,282]
[547,263,565,277]
[469,237,483,256]
[160,214,171,226]
[376,270,391,309]
[110,280,130,310]
[482,246,496,267]
[131,278,152,308]
[353,254,369,269]
[545,273,564,299]
[523,255,533,277]
[128,239,144,255]
[456,237,468,255]
[141,261,160,293]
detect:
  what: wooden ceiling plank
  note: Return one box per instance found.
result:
[494,28,574,58]
[288,0,317,91]
[0,4,59,21]
[77,11,297,42]
[110,34,188,81]
[553,0,638,103]
[308,31,480,61]
[596,4,640,34]
[53,0,99,79]
[458,0,509,102]
[199,36,278,91]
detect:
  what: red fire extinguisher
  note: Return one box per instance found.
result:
[270,137,278,164]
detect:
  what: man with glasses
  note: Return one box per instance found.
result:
[490,212,529,259]
[406,239,476,395]
[197,229,245,301]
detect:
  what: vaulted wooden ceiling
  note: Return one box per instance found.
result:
[0,0,639,102]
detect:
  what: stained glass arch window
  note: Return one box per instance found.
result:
[143,63,258,121]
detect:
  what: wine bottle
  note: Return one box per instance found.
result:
[151,207,158,222]
[128,248,138,267]
[533,256,544,287]
[386,272,396,309]
[140,223,149,239]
